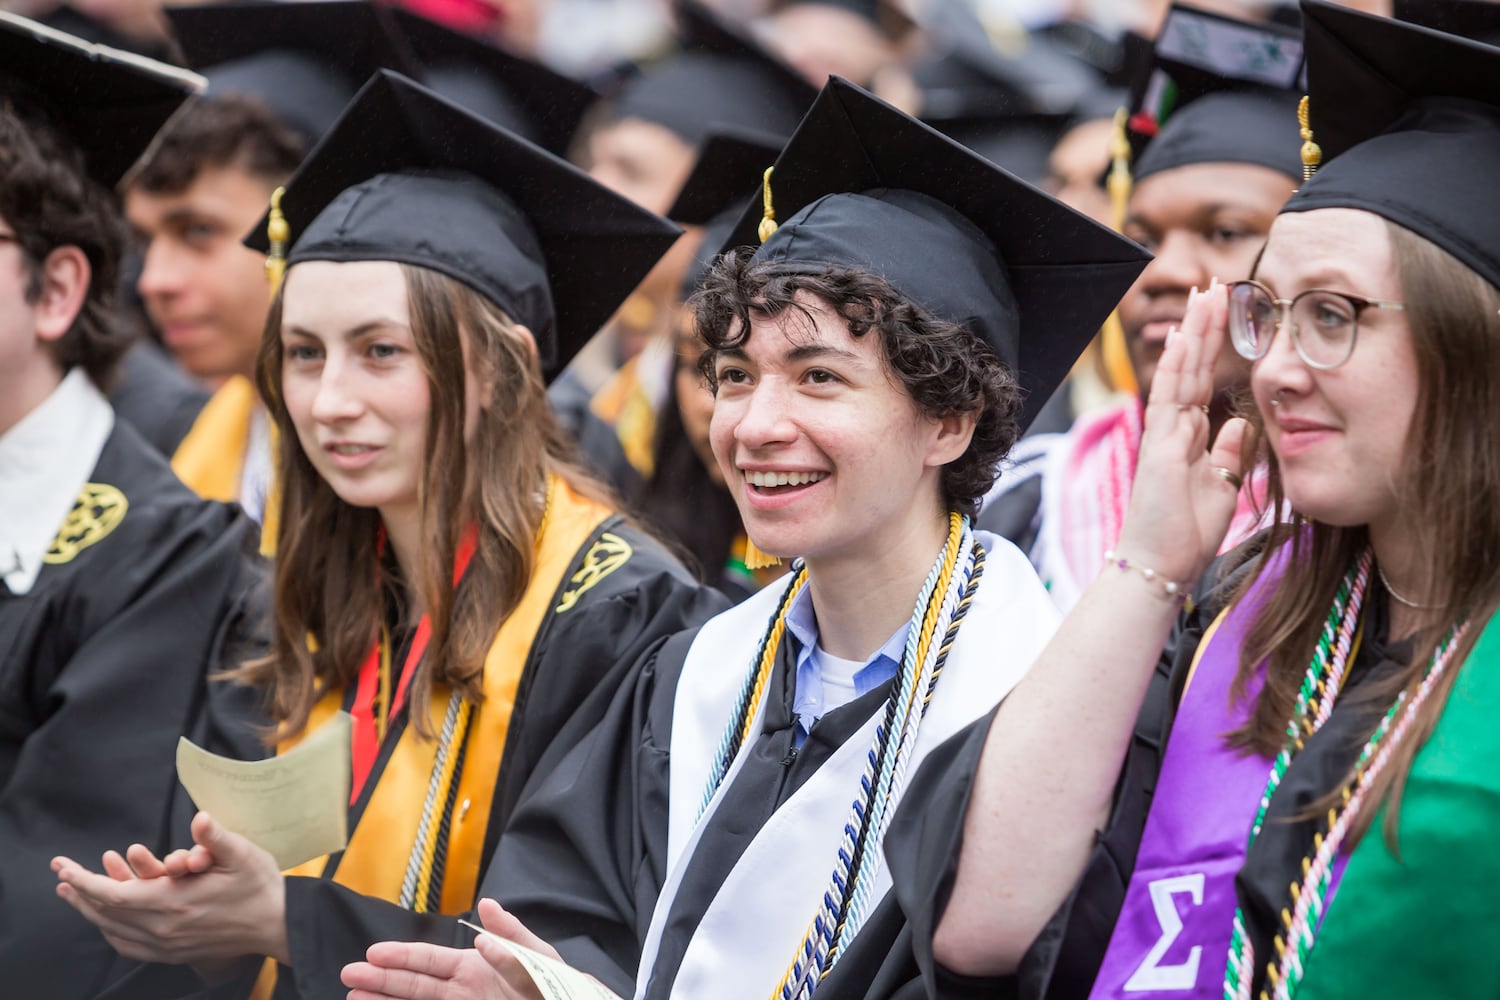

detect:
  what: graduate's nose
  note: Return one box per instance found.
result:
[309,357,366,424]
[731,380,797,450]
[136,235,187,304]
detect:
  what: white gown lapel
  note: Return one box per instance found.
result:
[637,534,1059,1000]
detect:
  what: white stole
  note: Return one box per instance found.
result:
[634,532,1061,999]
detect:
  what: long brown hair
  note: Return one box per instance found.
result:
[245,263,614,740]
[1229,219,1500,845]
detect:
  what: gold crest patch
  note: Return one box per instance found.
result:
[43,483,128,565]
[555,532,633,613]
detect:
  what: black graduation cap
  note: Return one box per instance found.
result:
[1283,0,1500,290]
[722,76,1151,430]
[1127,4,1305,182]
[915,0,1109,122]
[667,127,785,225]
[0,12,203,187]
[245,70,682,376]
[388,9,596,154]
[608,0,817,146]
[166,1,422,144]
[1394,0,1500,46]
[668,127,784,299]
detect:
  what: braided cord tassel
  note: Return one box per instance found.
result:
[773,517,984,999]
[699,567,809,822]
[835,534,985,961]
[399,689,466,909]
[1267,623,1467,1000]
[1226,550,1384,1000]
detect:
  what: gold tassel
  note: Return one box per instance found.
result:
[1298,96,1322,183]
[758,166,779,243]
[265,185,289,297]
[743,536,783,570]
[1101,108,1139,397]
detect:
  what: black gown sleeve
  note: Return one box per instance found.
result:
[482,627,700,998]
[269,531,726,1000]
[880,543,1265,1000]
[0,427,267,1000]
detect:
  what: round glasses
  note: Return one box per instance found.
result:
[1226,279,1405,370]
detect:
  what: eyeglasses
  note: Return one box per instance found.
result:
[1226,279,1405,370]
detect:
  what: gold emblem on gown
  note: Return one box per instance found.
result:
[43,483,128,564]
[555,531,633,613]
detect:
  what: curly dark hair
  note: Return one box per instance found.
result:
[0,95,128,386]
[130,93,304,196]
[692,249,1021,517]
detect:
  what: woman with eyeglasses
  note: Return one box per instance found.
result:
[885,6,1500,999]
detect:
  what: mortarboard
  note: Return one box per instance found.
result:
[915,0,1110,122]
[607,0,817,147]
[388,8,597,154]
[722,76,1151,430]
[1128,4,1305,183]
[166,1,421,144]
[667,127,786,226]
[1282,0,1500,291]
[0,12,203,188]
[667,127,784,299]
[244,70,682,376]
[1394,0,1500,46]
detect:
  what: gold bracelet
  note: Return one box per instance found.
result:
[1102,549,1194,613]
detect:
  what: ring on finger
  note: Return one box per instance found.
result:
[1175,403,1210,414]
[1211,466,1243,491]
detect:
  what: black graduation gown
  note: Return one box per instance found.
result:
[484,621,967,1000]
[881,539,1417,999]
[180,525,728,1000]
[0,419,268,1000]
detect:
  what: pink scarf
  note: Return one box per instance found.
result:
[1036,398,1267,611]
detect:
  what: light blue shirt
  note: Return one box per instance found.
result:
[783,583,907,744]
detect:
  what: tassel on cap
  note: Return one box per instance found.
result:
[265,185,289,297]
[743,536,783,570]
[1298,96,1322,182]
[758,166,779,243]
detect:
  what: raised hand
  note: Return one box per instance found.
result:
[51,811,287,968]
[1116,278,1250,584]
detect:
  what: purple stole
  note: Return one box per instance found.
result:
[1088,563,1348,997]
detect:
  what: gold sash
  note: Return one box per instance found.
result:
[252,480,619,997]
[171,375,256,502]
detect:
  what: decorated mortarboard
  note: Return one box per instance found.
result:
[1394,0,1500,46]
[722,76,1151,430]
[166,1,422,144]
[0,12,203,187]
[607,0,817,147]
[667,127,785,298]
[244,70,682,376]
[1282,0,1500,290]
[389,8,597,154]
[1125,4,1306,183]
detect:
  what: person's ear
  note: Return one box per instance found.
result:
[31,245,91,345]
[925,406,980,469]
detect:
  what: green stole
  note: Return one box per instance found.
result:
[1299,613,1500,998]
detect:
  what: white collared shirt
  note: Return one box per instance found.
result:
[0,368,114,594]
